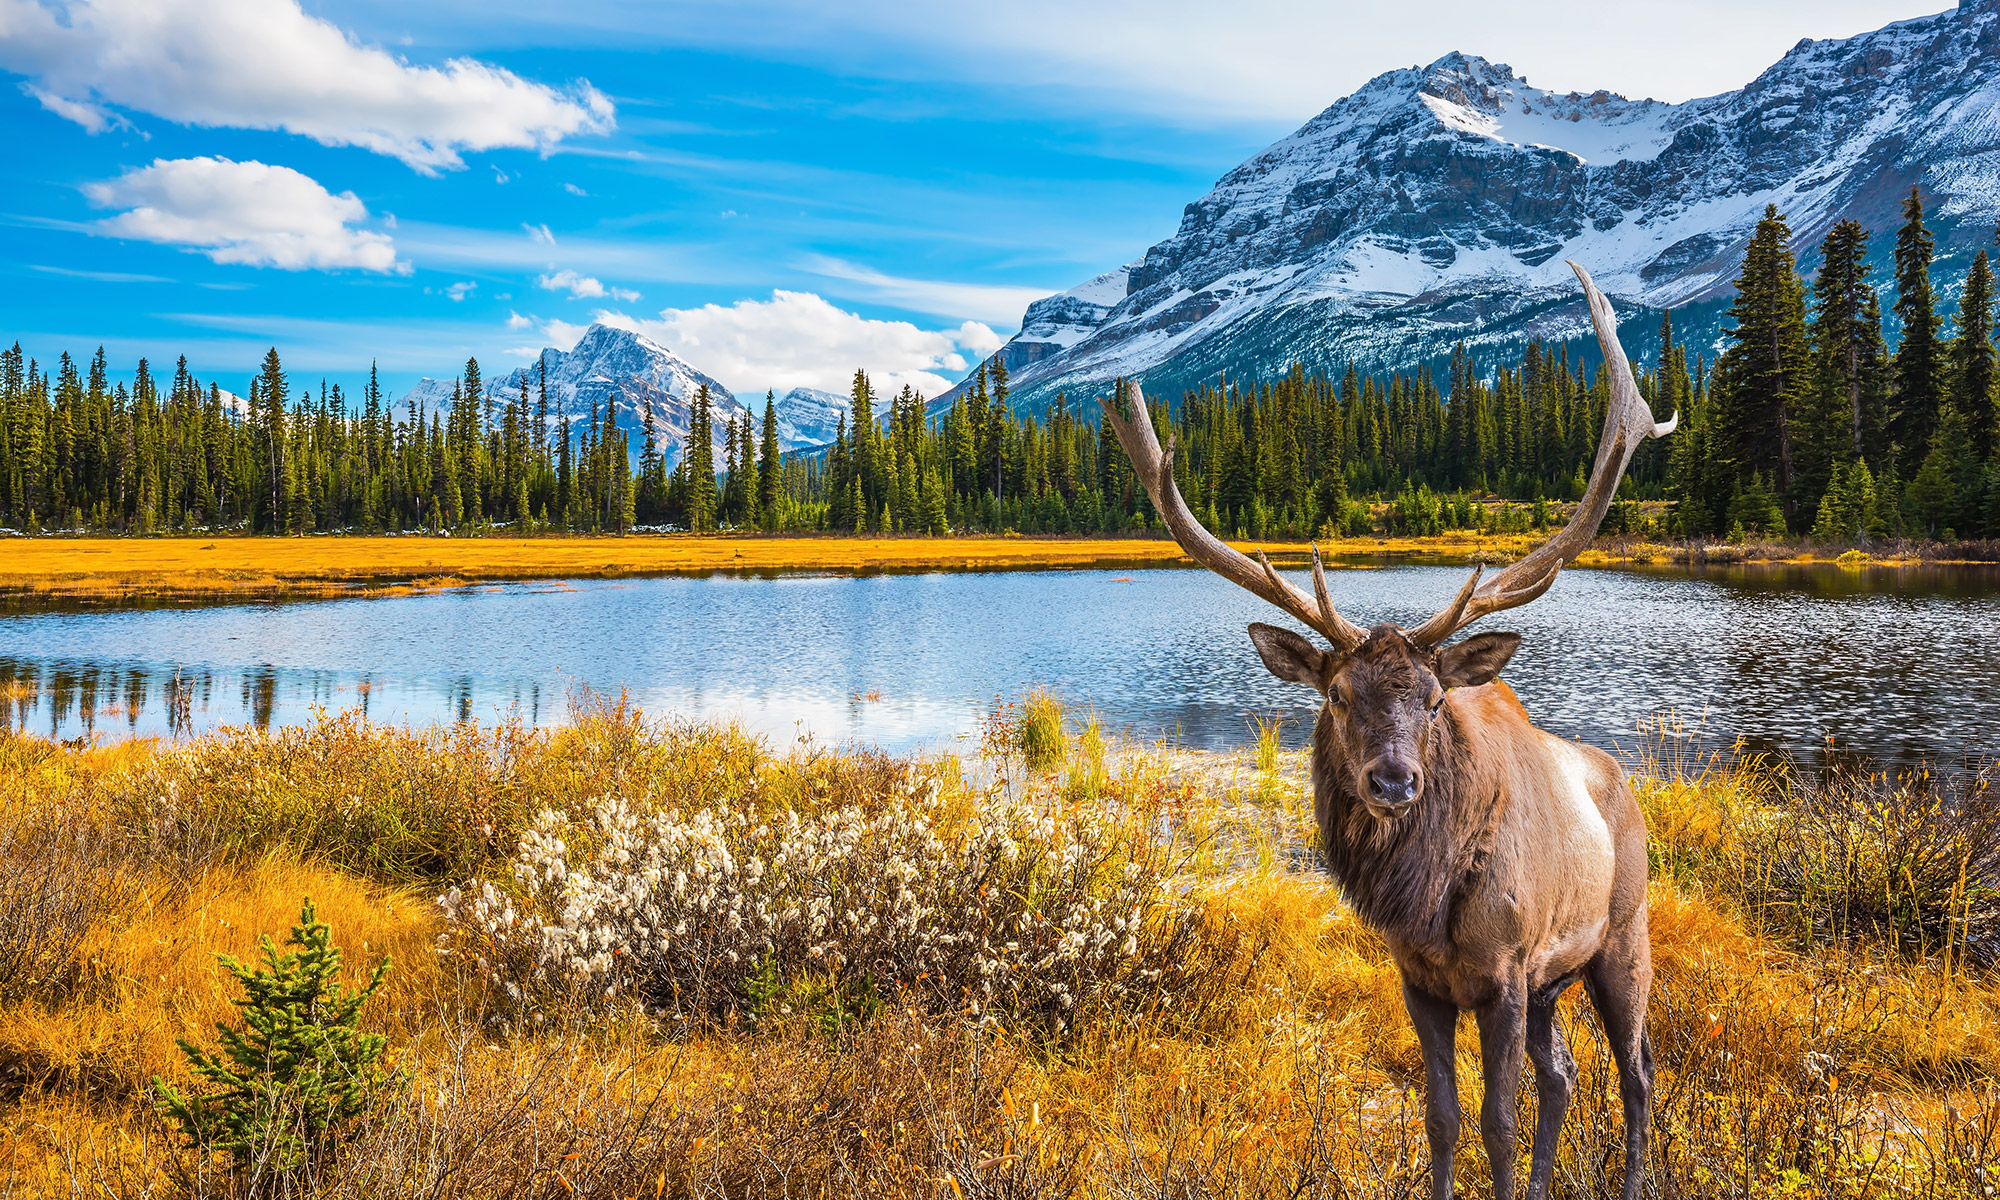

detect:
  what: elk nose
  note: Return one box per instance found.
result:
[1367,762,1419,806]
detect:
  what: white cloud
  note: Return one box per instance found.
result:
[801,255,1049,326]
[538,268,639,302]
[446,280,477,301]
[563,182,588,196]
[574,289,999,397]
[505,310,534,330]
[524,222,557,245]
[83,157,406,273]
[0,0,614,172]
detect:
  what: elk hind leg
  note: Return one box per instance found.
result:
[1403,982,1461,1200]
[1524,982,1578,1200]
[1584,927,1654,1200]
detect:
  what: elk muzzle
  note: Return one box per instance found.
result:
[1363,755,1421,813]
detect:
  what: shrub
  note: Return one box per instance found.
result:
[155,897,401,1180]
[0,804,119,1004]
[1748,764,2000,965]
[443,773,1211,1034]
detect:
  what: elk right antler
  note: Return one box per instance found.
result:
[1405,261,1678,646]
[1101,380,1368,651]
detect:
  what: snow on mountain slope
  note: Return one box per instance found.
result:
[962,0,2000,412]
[767,386,851,449]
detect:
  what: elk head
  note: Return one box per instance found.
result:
[1100,261,1677,815]
[1246,620,1521,816]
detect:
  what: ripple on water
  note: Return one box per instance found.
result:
[1,562,1996,768]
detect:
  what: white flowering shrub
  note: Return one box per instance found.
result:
[441,772,1209,1032]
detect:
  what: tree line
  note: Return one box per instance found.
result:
[1670,190,2000,541]
[1,186,1993,541]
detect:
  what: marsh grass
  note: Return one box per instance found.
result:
[3,703,2000,1197]
[1020,690,1067,774]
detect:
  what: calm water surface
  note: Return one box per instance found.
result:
[3,562,1998,766]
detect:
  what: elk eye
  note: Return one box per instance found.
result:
[1428,694,1445,720]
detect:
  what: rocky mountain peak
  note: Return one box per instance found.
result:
[948,2,2000,416]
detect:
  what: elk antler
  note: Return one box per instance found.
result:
[1101,380,1368,651]
[1406,261,1679,647]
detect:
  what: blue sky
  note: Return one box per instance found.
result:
[0,0,1950,402]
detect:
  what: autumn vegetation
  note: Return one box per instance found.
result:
[0,696,1996,1197]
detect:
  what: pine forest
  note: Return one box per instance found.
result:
[2,188,1996,545]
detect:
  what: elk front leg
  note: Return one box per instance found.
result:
[1403,982,1461,1200]
[1475,975,1528,1199]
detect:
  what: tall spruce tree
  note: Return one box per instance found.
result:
[685,384,716,532]
[758,394,781,523]
[1953,247,1999,467]
[1891,187,1946,459]
[1810,219,1889,468]
[1712,205,1812,528]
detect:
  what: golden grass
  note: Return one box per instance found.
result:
[2,712,1998,1196]
[0,535,1202,602]
[7,529,1978,605]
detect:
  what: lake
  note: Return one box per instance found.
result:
[4,560,1999,767]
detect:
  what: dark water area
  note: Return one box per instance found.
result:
[2,561,1998,768]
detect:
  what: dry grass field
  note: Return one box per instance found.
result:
[3,529,1955,606]
[1,697,1996,1197]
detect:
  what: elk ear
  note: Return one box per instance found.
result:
[1247,622,1329,691]
[1437,631,1521,689]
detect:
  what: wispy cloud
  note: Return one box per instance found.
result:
[537,268,639,302]
[29,263,173,283]
[800,255,1048,326]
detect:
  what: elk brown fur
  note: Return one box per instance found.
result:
[1099,262,1675,1200]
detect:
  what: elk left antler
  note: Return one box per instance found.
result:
[1406,261,1677,647]
[1101,380,1369,651]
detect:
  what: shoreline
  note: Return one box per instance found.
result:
[2,531,1995,604]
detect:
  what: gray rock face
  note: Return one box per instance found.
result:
[965,0,2000,411]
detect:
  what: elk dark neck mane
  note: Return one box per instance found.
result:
[1311,712,1498,956]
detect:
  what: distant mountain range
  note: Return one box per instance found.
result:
[936,0,2000,414]
[404,2,2000,449]
[398,325,848,466]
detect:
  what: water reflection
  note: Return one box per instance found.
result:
[0,562,1995,766]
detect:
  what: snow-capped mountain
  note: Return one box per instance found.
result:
[958,0,2000,412]
[767,386,852,449]
[499,325,743,468]
[398,325,871,461]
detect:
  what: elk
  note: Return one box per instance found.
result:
[1101,263,1675,1200]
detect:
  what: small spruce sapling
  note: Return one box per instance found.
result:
[154,898,399,1175]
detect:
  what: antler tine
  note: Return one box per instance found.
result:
[1101,380,1368,651]
[1409,262,1678,647]
[1310,544,1341,633]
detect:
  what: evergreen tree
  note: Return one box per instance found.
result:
[1712,205,1812,529]
[685,384,716,532]
[1892,187,1947,459]
[1953,247,1999,467]
[758,393,781,523]
[258,348,287,532]
[1810,220,1889,468]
